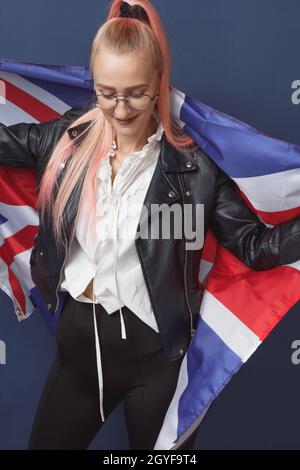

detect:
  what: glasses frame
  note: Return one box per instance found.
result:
[95,91,159,111]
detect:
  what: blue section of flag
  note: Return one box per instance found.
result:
[177,319,242,437]
[26,77,94,109]
[0,214,8,225]
[181,95,300,178]
[29,286,69,335]
[0,59,93,88]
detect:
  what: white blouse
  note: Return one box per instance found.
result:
[59,117,165,421]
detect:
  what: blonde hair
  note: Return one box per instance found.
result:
[36,0,195,250]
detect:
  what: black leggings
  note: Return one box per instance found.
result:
[28,294,198,450]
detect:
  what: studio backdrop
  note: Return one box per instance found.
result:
[0,0,300,450]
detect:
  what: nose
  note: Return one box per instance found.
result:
[113,99,134,119]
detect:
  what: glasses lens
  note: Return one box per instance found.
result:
[127,94,152,110]
[97,94,115,110]
[97,94,152,111]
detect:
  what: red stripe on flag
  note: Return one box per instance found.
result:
[2,79,61,122]
[236,186,300,224]
[0,225,37,264]
[0,167,37,207]
[206,246,300,340]
[202,229,218,264]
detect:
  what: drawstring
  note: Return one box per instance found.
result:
[92,279,105,422]
[90,125,163,424]
[113,194,127,340]
[92,191,127,423]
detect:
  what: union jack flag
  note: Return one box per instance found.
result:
[0,58,300,449]
[0,59,93,332]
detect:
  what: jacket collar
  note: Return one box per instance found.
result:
[67,120,197,173]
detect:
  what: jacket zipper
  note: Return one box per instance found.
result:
[177,173,196,342]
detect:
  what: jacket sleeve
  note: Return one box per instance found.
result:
[0,107,84,168]
[210,166,300,270]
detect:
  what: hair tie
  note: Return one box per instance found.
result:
[119,1,132,17]
[119,1,150,25]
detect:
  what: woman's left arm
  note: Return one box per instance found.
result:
[210,166,300,270]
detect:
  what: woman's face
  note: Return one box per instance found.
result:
[93,48,159,138]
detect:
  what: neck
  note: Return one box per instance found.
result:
[115,116,157,155]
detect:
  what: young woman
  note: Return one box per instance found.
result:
[1,0,300,450]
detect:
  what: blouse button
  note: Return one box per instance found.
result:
[185,160,193,168]
[71,129,78,137]
[168,190,177,198]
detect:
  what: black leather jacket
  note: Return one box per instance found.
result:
[1,108,300,361]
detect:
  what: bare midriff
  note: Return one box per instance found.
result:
[83,279,95,301]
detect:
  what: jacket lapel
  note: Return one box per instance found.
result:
[136,134,198,230]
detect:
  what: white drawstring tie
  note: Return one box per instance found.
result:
[92,192,127,423]
[92,295,105,422]
[90,127,163,424]
[112,194,127,340]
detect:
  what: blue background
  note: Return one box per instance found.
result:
[1,0,300,449]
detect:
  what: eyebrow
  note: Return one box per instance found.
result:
[96,83,148,90]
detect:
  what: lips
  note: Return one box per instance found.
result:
[115,115,138,125]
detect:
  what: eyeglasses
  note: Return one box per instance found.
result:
[95,92,158,111]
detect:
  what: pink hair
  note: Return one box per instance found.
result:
[36,0,195,250]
